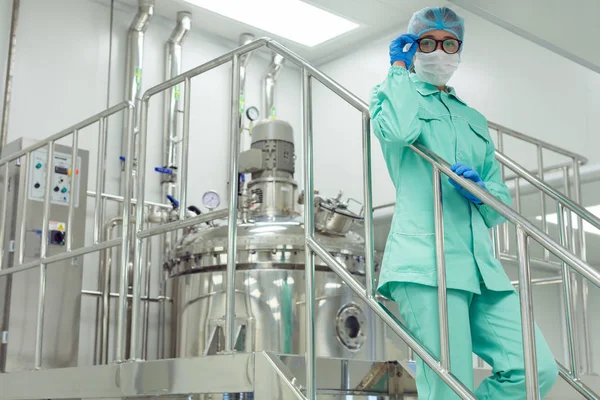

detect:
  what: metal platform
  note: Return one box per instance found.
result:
[0,353,417,400]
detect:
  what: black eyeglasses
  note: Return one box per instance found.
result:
[416,38,462,54]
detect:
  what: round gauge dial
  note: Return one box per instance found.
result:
[202,190,221,209]
[246,106,260,122]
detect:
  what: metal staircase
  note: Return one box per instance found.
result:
[0,38,599,400]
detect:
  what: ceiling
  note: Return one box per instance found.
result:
[110,0,442,65]
[449,0,600,74]
[98,0,600,72]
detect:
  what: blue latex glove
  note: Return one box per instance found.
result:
[389,33,419,68]
[448,163,487,205]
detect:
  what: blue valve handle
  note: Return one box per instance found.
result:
[166,194,180,208]
[155,167,174,175]
[119,156,126,162]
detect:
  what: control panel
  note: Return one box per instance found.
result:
[28,148,82,207]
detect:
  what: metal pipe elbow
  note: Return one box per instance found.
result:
[129,0,155,32]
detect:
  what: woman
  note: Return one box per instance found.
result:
[369,6,559,399]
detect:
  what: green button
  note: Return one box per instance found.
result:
[35,163,42,169]
[61,188,67,193]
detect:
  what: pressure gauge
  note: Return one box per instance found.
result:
[246,106,259,122]
[202,190,221,210]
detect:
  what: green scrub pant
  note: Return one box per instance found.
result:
[391,283,559,399]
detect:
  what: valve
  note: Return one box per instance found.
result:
[166,194,180,208]
[119,156,138,172]
[155,165,177,183]
[187,205,202,215]
[155,167,174,175]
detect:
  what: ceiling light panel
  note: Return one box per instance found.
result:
[182,0,360,47]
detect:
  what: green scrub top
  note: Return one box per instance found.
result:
[370,66,515,297]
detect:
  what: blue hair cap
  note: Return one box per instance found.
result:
[407,7,465,41]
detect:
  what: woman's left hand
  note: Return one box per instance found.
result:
[448,163,487,204]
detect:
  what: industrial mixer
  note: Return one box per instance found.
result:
[166,118,401,363]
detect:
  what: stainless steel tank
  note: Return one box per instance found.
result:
[167,221,392,360]
[166,119,395,362]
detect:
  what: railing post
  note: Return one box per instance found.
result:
[225,54,241,352]
[361,113,375,298]
[516,227,540,399]
[497,131,510,253]
[0,163,10,270]
[178,77,191,220]
[515,177,522,213]
[142,236,152,360]
[35,143,54,369]
[492,227,501,260]
[537,146,549,261]
[66,130,79,251]
[130,98,147,361]
[571,158,592,374]
[93,118,108,245]
[557,204,579,377]
[433,167,450,371]
[302,68,316,400]
[117,105,135,362]
[17,153,29,265]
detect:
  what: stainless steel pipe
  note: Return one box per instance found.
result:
[121,0,154,196]
[262,54,285,119]
[238,33,255,131]
[82,289,165,302]
[163,11,191,182]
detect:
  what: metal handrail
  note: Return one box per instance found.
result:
[262,40,599,399]
[1,37,594,400]
[0,101,135,370]
[374,139,599,381]
[496,151,600,229]
[488,121,588,164]
[503,160,574,181]
[377,151,599,230]
[412,144,600,287]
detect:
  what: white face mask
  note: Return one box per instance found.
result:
[414,51,460,87]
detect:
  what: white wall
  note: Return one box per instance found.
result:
[2,0,301,365]
[312,6,600,209]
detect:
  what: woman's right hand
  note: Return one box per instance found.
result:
[389,33,419,69]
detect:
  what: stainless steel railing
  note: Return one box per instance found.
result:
[268,41,599,398]
[1,38,598,400]
[0,101,135,368]
[490,121,588,274]
[374,143,599,378]
[495,151,596,377]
